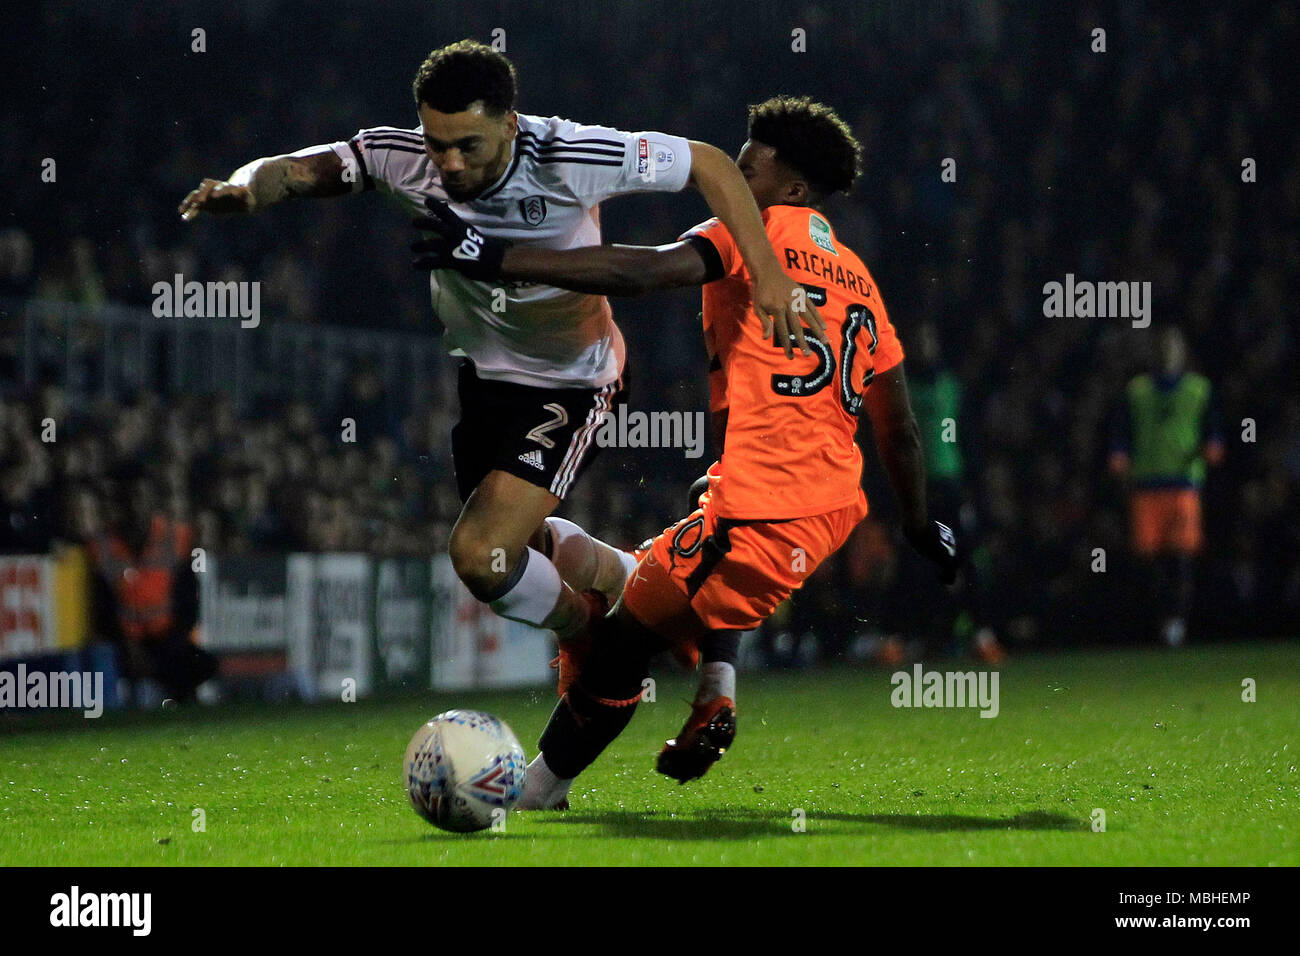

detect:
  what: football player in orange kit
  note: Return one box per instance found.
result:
[414,97,960,807]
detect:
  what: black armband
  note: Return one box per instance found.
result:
[685,234,726,283]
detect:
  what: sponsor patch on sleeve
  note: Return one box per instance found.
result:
[637,137,653,182]
[636,137,677,183]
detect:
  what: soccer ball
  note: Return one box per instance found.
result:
[404,710,527,832]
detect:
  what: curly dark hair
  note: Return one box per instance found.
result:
[747,96,861,197]
[412,39,517,115]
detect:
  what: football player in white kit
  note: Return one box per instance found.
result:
[178,39,822,653]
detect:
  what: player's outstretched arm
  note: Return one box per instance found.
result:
[863,363,962,584]
[178,146,351,220]
[411,198,709,294]
[499,241,709,296]
[686,141,827,358]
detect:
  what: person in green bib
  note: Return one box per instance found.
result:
[909,321,1005,663]
[1110,327,1224,646]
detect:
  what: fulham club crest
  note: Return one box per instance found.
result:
[519,195,548,226]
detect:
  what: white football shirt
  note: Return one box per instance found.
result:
[330,114,692,388]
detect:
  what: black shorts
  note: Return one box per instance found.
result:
[451,361,628,502]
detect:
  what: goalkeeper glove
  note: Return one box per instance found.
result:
[905,519,962,586]
[411,198,507,280]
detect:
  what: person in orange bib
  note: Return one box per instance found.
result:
[415,97,961,806]
[86,479,216,705]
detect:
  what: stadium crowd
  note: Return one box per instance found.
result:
[2,1,1296,650]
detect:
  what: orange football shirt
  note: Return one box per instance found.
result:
[683,204,904,520]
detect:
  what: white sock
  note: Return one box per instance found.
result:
[545,517,639,602]
[488,547,590,639]
[518,752,574,810]
[695,661,736,705]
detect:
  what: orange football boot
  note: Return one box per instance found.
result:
[656,696,736,783]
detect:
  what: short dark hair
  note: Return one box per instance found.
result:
[412,39,517,115]
[747,96,861,197]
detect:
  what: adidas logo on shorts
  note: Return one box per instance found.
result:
[518,449,545,470]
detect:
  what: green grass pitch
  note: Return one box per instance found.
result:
[2,643,1296,866]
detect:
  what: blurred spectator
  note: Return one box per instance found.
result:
[0,228,35,296]
[85,478,215,704]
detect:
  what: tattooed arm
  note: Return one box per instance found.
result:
[178,146,350,219]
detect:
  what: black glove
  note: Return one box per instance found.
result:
[411,198,507,280]
[686,473,710,511]
[905,519,962,586]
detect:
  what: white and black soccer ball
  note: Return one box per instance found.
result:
[404,710,527,832]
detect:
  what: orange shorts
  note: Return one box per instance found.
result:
[621,486,868,646]
[1131,488,1203,555]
